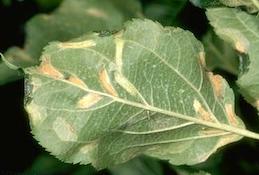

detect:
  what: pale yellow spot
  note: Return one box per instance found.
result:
[208,72,223,98]
[199,128,225,135]
[217,28,249,53]
[77,93,102,109]
[53,117,78,142]
[26,102,43,126]
[235,40,248,53]
[198,51,206,68]
[86,8,108,19]
[115,38,125,72]
[217,134,241,148]
[80,142,96,154]
[38,57,63,78]
[68,76,88,89]
[60,40,96,49]
[225,104,238,126]
[115,72,138,96]
[193,99,213,122]
[253,100,259,109]
[99,68,118,96]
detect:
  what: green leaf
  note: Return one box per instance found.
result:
[190,0,259,13]
[190,0,222,8]
[25,0,142,61]
[24,154,74,175]
[202,31,239,75]
[206,8,259,111]
[144,0,187,26]
[175,168,211,175]
[0,0,142,85]
[25,19,253,170]
[0,60,23,85]
[33,0,63,10]
[110,156,163,175]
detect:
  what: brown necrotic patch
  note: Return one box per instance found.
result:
[208,72,224,98]
[193,99,215,122]
[99,68,118,96]
[225,104,239,126]
[38,57,64,79]
[77,93,103,109]
[68,75,88,89]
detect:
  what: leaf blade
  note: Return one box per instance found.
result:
[206,7,259,112]
[25,19,246,169]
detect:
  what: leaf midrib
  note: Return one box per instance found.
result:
[30,71,259,140]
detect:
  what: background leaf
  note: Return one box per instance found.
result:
[25,19,246,169]
[206,8,259,112]
[144,0,188,26]
[0,0,142,85]
[111,156,163,175]
[190,0,259,13]
[202,30,239,75]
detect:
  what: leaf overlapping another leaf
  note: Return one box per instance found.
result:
[25,19,246,169]
[206,8,259,112]
[0,0,142,85]
[190,0,259,13]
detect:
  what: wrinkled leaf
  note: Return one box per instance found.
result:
[25,19,246,169]
[1,0,142,85]
[207,8,259,112]
[190,0,259,13]
[202,31,239,75]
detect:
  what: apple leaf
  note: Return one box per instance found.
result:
[207,8,259,112]
[25,19,250,169]
[190,0,259,13]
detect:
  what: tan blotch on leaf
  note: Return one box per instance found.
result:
[193,99,214,122]
[38,57,64,78]
[254,100,259,109]
[86,8,108,19]
[59,40,96,49]
[200,128,225,135]
[68,76,88,89]
[235,40,248,53]
[225,104,239,126]
[198,51,206,68]
[99,68,118,96]
[208,72,223,98]
[78,93,102,109]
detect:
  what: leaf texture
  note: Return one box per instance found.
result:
[190,0,259,13]
[25,19,245,169]
[207,8,259,112]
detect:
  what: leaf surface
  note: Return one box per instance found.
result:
[25,19,246,169]
[207,8,259,112]
[190,0,259,13]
